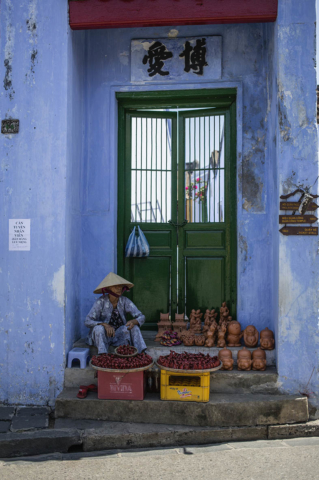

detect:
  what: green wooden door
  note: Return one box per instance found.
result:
[118,93,236,329]
[178,108,236,317]
[120,111,178,329]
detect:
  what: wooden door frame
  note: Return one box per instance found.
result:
[117,89,237,319]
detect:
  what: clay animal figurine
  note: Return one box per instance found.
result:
[189,309,203,333]
[227,321,242,347]
[182,331,195,346]
[252,348,267,371]
[260,327,275,350]
[218,347,234,371]
[219,302,232,326]
[205,323,217,347]
[243,325,259,348]
[172,313,187,336]
[217,323,227,348]
[203,309,218,333]
[195,334,206,347]
[155,313,172,341]
[237,347,252,371]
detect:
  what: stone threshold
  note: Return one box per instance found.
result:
[0,418,318,459]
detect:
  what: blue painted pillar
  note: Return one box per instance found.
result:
[0,0,71,405]
[276,0,319,411]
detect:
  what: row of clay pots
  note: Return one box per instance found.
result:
[227,323,274,349]
[219,347,266,371]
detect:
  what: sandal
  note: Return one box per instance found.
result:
[77,384,98,399]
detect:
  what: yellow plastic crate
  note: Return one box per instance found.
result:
[160,369,210,403]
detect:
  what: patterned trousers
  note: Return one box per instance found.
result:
[91,324,147,354]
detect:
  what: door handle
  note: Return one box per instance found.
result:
[168,219,188,228]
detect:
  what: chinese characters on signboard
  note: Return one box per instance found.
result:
[132,36,221,82]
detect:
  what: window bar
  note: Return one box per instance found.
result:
[204,116,207,223]
[198,116,201,222]
[146,118,148,222]
[194,116,196,224]
[135,118,138,223]
[213,116,216,223]
[156,119,158,223]
[165,119,168,224]
[160,119,163,224]
[150,118,153,223]
[188,118,191,224]
[219,116,221,222]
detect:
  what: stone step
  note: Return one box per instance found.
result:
[73,335,276,366]
[64,366,280,394]
[55,389,308,428]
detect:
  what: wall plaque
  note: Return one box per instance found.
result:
[279,215,318,224]
[279,226,318,236]
[1,119,19,134]
[131,36,222,83]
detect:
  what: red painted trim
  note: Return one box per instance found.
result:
[69,0,278,31]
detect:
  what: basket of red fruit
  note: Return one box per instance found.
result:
[115,345,138,358]
[156,351,222,373]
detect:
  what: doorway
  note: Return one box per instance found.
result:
[117,90,237,329]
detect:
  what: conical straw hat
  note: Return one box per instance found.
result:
[93,272,134,294]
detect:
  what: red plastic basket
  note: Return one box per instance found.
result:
[97,370,146,400]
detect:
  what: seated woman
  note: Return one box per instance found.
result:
[85,272,147,354]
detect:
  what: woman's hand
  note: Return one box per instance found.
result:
[126,319,139,331]
[102,324,115,337]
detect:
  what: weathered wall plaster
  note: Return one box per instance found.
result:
[275,0,319,411]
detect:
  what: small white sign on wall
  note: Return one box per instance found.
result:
[9,219,30,251]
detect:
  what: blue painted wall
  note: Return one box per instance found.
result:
[0,0,318,407]
[0,0,70,405]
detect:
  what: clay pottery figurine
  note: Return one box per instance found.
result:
[205,323,217,347]
[219,302,232,326]
[227,321,242,347]
[243,325,259,348]
[155,313,172,341]
[237,347,252,371]
[189,309,203,333]
[218,347,234,371]
[260,327,275,350]
[172,313,187,336]
[252,348,267,371]
[217,323,227,348]
[203,309,218,333]
[182,331,195,346]
[195,334,206,347]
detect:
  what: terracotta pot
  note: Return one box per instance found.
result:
[218,347,234,371]
[237,347,252,371]
[243,325,259,348]
[260,327,275,350]
[195,335,206,346]
[227,321,242,347]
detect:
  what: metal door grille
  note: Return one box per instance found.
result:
[131,117,172,223]
[184,115,225,223]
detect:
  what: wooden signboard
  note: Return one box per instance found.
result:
[279,226,318,236]
[280,201,318,212]
[279,215,317,225]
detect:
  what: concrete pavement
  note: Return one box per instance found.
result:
[1,437,319,480]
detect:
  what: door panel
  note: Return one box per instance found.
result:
[130,256,171,324]
[178,109,234,318]
[123,112,177,329]
[118,95,236,329]
[186,257,225,314]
